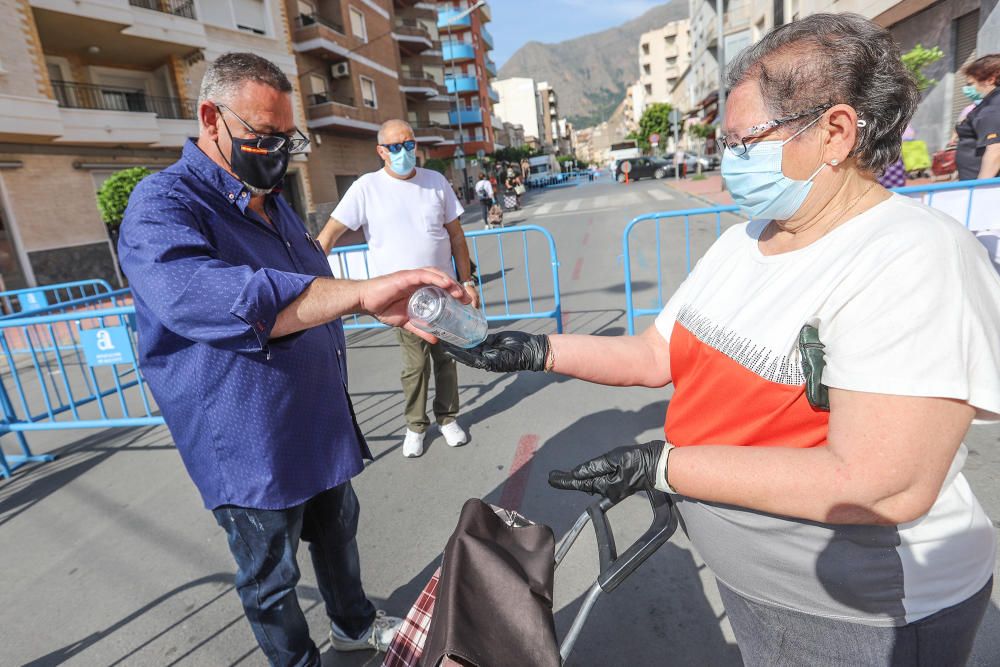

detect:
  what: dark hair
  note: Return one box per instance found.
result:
[964,54,1000,86]
[726,13,918,174]
[198,52,292,104]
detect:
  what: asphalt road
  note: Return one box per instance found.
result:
[2,175,999,666]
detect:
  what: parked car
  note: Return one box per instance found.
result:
[615,157,673,182]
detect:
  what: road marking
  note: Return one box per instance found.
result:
[647,189,674,201]
[564,199,581,212]
[499,434,540,511]
[581,232,590,246]
[561,310,572,331]
[592,195,608,208]
[538,206,619,218]
[535,203,555,216]
[571,257,583,281]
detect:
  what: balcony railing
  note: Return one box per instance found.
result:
[296,12,345,33]
[400,66,439,84]
[442,41,476,61]
[128,0,196,19]
[480,25,494,49]
[307,93,357,107]
[445,75,478,94]
[51,80,196,119]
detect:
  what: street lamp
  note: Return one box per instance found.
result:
[715,0,725,126]
[443,0,486,202]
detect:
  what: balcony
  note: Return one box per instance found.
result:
[480,25,494,50]
[31,0,207,53]
[445,75,478,94]
[52,80,196,119]
[400,66,442,97]
[442,41,475,62]
[488,87,499,103]
[477,2,491,22]
[393,17,433,53]
[437,9,470,29]
[305,96,381,135]
[484,57,497,76]
[128,0,194,18]
[295,12,345,34]
[412,121,454,144]
[449,107,484,125]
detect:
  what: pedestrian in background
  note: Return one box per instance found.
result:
[473,172,494,223]
[119,54,470,666]
[320,120,479,458]
[450,14,1000,667]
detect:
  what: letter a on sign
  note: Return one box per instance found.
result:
[96,330,114,351]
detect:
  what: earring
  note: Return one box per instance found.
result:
[830,159,840,166]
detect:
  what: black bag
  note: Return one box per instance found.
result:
[420,499,560,667]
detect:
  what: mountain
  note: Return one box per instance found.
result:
[498,2,689,129]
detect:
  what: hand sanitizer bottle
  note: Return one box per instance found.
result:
[407,286,487,348]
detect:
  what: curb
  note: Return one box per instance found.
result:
[663,181,729,208]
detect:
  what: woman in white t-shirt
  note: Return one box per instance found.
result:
[447,14,1000,667]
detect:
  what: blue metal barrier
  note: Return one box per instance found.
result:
[622,177,1000,335]
[329,224,563,335]
[0,279,114,316]
[0,303,162,478]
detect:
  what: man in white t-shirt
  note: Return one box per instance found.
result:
[319,120,479,458]
[473,173,494,223]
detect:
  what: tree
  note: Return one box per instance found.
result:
[96,167,151,246]
[634,103,675,153]
[491,145,539,163]
[901,44,945,92]
[424,158,448,175]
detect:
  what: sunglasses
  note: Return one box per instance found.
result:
[379,140,417,153]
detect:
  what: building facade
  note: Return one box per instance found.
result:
[639,19,692,113]
[491,76,541,144]
[429,0,496,196]
[0,0,302,289]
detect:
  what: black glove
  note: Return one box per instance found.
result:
[548,441,664,504]
[443,331,550,372]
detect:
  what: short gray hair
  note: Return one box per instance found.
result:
[377,119,414,144]
[198,52,292,105]
[726,13,918,174]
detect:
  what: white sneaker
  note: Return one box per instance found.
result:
[329,610,403,653]
[402,429,425,458]
[440,421,468,447]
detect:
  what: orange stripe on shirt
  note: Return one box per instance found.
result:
[665,321,829,448]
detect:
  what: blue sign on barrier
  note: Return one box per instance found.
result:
[20,290,48,312]
[80,326,134,366]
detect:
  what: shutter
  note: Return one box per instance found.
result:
[234,0,268,35]
[952,10,980,126]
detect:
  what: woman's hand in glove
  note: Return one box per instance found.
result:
[443,331,550,372]
[547,441,666,504]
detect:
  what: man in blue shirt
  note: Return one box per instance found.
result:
[118,53,467,667]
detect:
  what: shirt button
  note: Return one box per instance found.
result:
[286,241,291,248]
[337,349,342,357]
[240,192,247,198]
[228,193,235,200]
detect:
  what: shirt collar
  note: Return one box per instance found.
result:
[182,139,253,212]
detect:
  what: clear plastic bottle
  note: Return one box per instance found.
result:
[407,286,487,348]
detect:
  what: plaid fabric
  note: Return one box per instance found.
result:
[877,159,907,188]
[382,568,440,667]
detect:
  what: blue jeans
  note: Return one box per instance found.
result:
[213,482,377,667]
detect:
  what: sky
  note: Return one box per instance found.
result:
[489,0,669,68]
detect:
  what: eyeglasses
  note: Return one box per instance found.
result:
[215,103,310,154]
[716,104,832,157]
[379,140,417,153]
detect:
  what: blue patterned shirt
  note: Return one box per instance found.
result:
[119,140,371,510]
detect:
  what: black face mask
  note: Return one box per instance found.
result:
[226,137,290,193]
[216,111,290,194]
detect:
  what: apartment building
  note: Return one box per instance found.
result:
[686,0,753,121]
[0,0,301,289]
[639,19,693,115]
[536,81,561,151]
[491,77,541,145]
[428,0,496,191]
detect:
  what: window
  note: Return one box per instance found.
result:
[641,43,650,55]
[644,84,652,95]
[350,7,367,41]
[643,64,651,75]
[297,0,315,22]
[234,0,268,35]
[307,74,328,104]
[360,76,377,108]
[665,36,675,47]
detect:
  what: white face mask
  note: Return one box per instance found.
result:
[721,114,826,221]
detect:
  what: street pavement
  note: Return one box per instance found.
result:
[2,175,1000,666]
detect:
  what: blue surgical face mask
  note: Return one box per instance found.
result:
[963,85,984,102]
[388,147,417,176]
[721,115,826,221]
